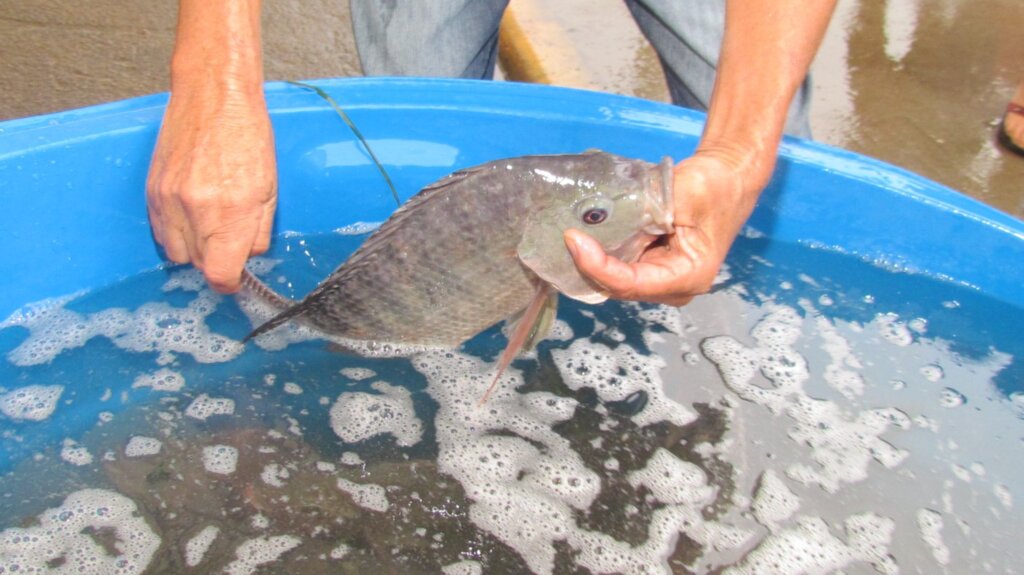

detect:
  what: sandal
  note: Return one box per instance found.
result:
[997,102,1024,157]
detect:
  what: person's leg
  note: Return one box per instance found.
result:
[350,0,510,79]
[625,0,814,139]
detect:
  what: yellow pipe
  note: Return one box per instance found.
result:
[498,6,552,84]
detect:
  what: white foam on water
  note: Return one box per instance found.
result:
[908,317,928,334]
[548,318,574,341]
[414,344,723,575]
[251,514,270,529]
[329,381,422,447]
[920,363,945,382]
[60,438,93,466]
[784,398,910,492]
[875,313,914,347]
[992,484,1014,510]
[124,436,162,457]
[808,307,865,399]
[203,444,239,475]
[329,542,351,559]
[724,514,897,574]
[0,384,63,421]
[442,559,483,575]
[185,393,235,420]
[184,525,220,567]
[336,478,389,513]
[751,469,800,531]
[3,284,242,367]
[131,368,185,392]
[161,268,207,293]
[916,508,950,565]
[340,367,376,381]
[701,305,911,493]
[519,392,579,425]
[340,452,364,466]
[0,488,160,574]
[701,522,757,553]
[110,292,243,363]
[1,295,90,366]
[939,387,966,408]
[283,382,303,395]
[223,535,301,575]
[261,463,290,487]
[627,448,715,506]
[550,337,697,428]
[333,221,383,235]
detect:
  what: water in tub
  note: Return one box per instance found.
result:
[0,226,1020,574]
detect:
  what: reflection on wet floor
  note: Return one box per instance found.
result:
[815,0,1024,218]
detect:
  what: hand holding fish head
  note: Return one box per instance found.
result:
[517,155,675,304]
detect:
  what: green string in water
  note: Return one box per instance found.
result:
[287,80,401,208]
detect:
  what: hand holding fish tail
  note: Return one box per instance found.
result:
[145,0,278,294]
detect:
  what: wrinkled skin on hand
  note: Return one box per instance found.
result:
[565,150,761,307]
[146,91,278,294]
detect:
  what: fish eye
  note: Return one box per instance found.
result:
[582,208,608,225]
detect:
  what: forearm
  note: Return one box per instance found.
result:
[148,0,276,293]
[700,0,836,191]
[170,0,265,102]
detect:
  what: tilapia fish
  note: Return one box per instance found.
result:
[243,150,674,396]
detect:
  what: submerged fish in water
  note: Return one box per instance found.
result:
[243,150,674,397]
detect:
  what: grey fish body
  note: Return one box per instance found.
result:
[245,151,674,349]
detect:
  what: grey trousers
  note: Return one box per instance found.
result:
[350,0,813,138]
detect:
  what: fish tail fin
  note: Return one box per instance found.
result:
[240,269,305,343]
[478,284,558,405]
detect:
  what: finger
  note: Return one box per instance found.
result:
[564,229,683,301]
[200,232,255,294]
[147,201,192,264]
[250,197,277,256]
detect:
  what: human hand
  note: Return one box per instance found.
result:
[564,149,766,307]
[146,88,278,293]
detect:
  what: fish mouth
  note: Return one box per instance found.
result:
[607,229,663,264]
[641,156,675,236]
[606,156,674,264]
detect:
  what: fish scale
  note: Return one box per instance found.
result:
[244,151,674,353]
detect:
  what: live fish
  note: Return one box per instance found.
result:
[243,150,674,399]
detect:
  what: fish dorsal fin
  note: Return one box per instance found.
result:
[336,165,486,273]
[479,284,558,404]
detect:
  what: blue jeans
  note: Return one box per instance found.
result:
[350,0,813,138]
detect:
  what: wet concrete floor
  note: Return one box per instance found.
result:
[1,0,1021,218]
[510,0,1024,219]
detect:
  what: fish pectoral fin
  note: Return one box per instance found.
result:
[479,284,558,404]
[502,289,559,352]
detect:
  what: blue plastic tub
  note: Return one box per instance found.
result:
[0,79,1022,572]
[1,78,1021,319]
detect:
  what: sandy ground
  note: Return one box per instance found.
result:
[1,0,1021,217]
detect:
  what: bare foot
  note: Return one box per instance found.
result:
[999,81,1024,155]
